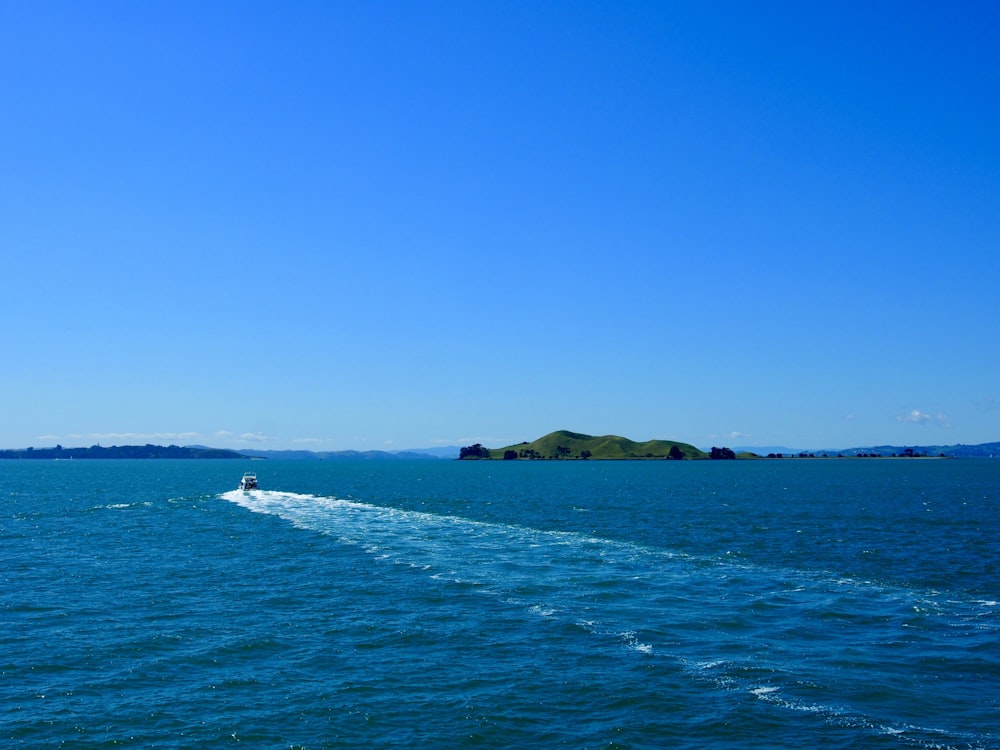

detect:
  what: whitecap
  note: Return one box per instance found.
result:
[620,631,653,654]
[697,660,726,670]
[529,605,556,618]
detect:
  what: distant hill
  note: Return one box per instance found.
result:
[0,444,249,459]
[734,441,1000,458]
[401,446,461,459]
[835,441,1000,458]
[236,448,445,461]
[933,442,1000,458]
[468,430,708,460]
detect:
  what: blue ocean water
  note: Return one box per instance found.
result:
[2,458,998,749]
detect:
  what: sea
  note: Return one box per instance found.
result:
[2,458,998,749]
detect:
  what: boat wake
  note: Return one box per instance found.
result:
[219,488,999,750]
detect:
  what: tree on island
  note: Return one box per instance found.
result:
[668,445,685,460]
[709,446,736,460]
[459,443,491,459]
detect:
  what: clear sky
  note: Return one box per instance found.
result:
[2,1,998,452]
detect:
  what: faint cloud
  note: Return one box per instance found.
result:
[707,432,749,442]
[292,437,328,445]
[65,431,201,443]
[239,432,270,443]
[897,409,951,427]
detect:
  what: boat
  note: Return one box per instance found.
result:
[238,471,258,491]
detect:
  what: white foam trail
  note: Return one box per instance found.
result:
[219,488,1000,750]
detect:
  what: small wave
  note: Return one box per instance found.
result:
[100,502,152,510]
[620,631,653,654]
[687,656,999,749]
[697,660,727,671]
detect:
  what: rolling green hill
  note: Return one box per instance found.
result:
[485,430,708,460]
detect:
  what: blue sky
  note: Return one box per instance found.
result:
[2,1,997,452]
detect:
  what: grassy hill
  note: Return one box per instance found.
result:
[487,430,708,460]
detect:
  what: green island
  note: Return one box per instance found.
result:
[459,431,1000,460]
[459,430,740,460]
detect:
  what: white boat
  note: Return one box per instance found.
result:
[238,471,258,491]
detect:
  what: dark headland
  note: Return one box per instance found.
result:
[0,445,249,460]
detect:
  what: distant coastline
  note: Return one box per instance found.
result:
[0,445,249,460]
[0,444,449,460]
[1,435,997,460]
